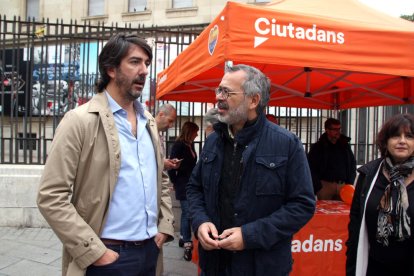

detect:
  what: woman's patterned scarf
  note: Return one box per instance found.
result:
[376,156,414,246]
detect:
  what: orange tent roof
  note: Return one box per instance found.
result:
[156,0,414,109]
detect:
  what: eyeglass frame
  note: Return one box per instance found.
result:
[327,127,341,131]
[214,87,245,99]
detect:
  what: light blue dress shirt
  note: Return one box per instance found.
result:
[101,91,158,241]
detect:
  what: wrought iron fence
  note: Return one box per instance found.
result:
[0,15,412,165]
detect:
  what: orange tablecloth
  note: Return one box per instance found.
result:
[192,200,350,276]
[291,200,350,276]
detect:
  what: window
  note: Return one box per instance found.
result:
[129,0,147,12]
[172,0,192,9]
[26,0,40,20]
[88,0,104,16]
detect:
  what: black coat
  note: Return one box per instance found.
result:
[168,140,197,200]
[307,132,357,194]
[345,158,383,276]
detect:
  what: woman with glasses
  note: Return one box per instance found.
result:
[346,113,414,276]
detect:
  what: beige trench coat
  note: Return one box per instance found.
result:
[37,92,174,276]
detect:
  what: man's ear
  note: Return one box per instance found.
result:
[107,67,116,79]
[249,93,260,111]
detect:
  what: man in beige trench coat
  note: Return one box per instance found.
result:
[37,33,174,276]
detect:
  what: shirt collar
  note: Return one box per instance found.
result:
[105,90,147,119]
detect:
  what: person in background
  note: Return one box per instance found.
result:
[168,121,199,261]
[308,117,357,199]
[187,64,315,275]
[155,103,180,170]
[204,107,219,137]
[37,33,175,276]
[346,113,414,276]
[265,113,278,124]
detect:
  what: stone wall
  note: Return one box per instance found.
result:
[0,165,48,227]
[0,165,182,232]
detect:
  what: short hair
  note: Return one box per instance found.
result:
[324,118,341,129]
[97,33,152,92]
[177,122,199,143]
[376,113,414,157]
[156,103,176,116]
[204,108,219,126]
[225,64,270,113]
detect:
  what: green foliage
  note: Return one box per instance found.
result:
[401,13,414,22]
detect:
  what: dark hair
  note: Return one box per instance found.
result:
[97,33,152,92]
[177,122,199,143]
[225,64,270,113]
[376,113,414,157]
[324,118,340,129]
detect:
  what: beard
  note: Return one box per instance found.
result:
[115,69,145,101]
[217,99,249,125]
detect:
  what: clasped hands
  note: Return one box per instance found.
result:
[197,222,245,251]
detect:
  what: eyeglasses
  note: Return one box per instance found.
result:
[328,127,341,131]
[215,87,245,99]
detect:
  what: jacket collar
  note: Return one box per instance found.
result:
[214,112,266,146]
[87,92,109,113]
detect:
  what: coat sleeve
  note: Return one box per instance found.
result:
[158,168,175,241]
[307,143,322,194]
[242,137,316,250]
[345,172,365,276]
[37,111,107,269]
[167,142,182,184]
[347,145,357,184]
[186,147,213,235]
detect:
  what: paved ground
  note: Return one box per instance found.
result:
[0,227,198,276]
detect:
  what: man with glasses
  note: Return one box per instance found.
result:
[187,64,315,275]
[308,118,357,200]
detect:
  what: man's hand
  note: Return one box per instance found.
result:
[164,159,181,170]
[92,248,119,266]
[218,227,245,251]
[197,222,220,250]
[154,232,169,248]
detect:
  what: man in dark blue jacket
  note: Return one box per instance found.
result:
[186,64,316,276]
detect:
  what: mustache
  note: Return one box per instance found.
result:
[217,101,228,110]
[133,75,146,84]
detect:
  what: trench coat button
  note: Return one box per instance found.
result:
[269,163,275,168]
[83,241,89,247]
[106,113,109,117]
[116,154,120,159]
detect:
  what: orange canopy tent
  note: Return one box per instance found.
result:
[156,0,414,109]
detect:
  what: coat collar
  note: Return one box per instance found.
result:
[214,112,266,146]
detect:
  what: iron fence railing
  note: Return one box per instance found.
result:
[1,15,412,165]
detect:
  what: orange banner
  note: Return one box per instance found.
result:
[291,200,349,276]
[192,200,349,275]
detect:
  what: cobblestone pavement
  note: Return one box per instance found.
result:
[0,227,197,276]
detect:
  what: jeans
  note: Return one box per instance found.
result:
[180,200,192,242]
[86,239,159,276]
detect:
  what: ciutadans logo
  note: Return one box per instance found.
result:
[254,17,345,48]
[291,234,343,252]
